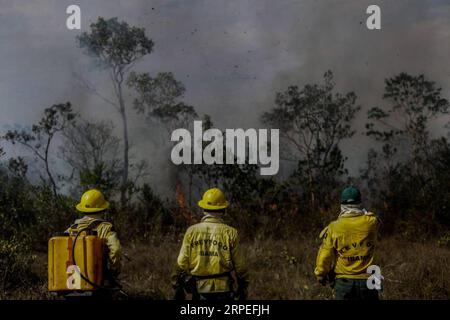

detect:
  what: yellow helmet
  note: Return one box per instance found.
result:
[76,189,109,213]
[198,188,229,210]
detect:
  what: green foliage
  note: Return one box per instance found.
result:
[367,73,449,158]
[79,163,119,196]
[0,237,36,294]
[422,138,450,223]
[139,184,174,232]
[0,176,74,246]
[263,70,360,209]
[60,119,122,196]
[78,17,168,208]
[78,17,154,69]
[113,184,174,240]
[2,102,77,195]
[7,157,28,179]
[364,73,450,227]
[127,70,198,136]
[0,164,76,294]
[128,72,188,116]
[383,73,449,115]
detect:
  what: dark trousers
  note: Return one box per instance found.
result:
[334,278,379,300]
[198,292,234,301]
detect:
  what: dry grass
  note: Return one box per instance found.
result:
[4,234,450,300]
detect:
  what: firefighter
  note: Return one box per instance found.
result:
[171,187,249,301]
[314,186,381,300]
[65,189,122,295]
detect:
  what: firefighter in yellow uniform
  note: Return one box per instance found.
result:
[314,186,381,300]
[66,189,122,293]
[171,188,249,301]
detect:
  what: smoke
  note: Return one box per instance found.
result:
[1,0,450,195]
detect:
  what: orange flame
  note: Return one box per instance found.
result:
[175,182,196,225]
[176,183,186,208]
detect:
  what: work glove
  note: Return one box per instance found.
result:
[317,271,336,287]
[170,264,187,300]
[317,277,327,286]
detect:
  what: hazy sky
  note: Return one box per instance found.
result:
[1,0,450,193]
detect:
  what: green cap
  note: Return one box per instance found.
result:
[341,186,361,204]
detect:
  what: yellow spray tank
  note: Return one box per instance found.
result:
[48,231,105,292]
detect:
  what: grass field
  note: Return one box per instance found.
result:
[5,233,450,300]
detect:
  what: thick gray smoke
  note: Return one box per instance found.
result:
[1,0,450,195]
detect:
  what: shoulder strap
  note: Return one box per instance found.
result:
[84,219,106,235]
[68,219,105,236]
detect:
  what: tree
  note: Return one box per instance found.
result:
[3,103,76,196]
[127,71,197,134]
[78,17,154,206]
[60,119,122,195]
[425,137,450,223]
[7,157,28,180]
[366,73,449,172]
[262,71,359,209]
[364,73,450,223]
[128,70,198,203]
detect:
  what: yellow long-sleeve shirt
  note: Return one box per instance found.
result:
[314,211,379,280]
[66,215,122,275]
[172,215,249,294]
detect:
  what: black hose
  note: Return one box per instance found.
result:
[71,227,115,291]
